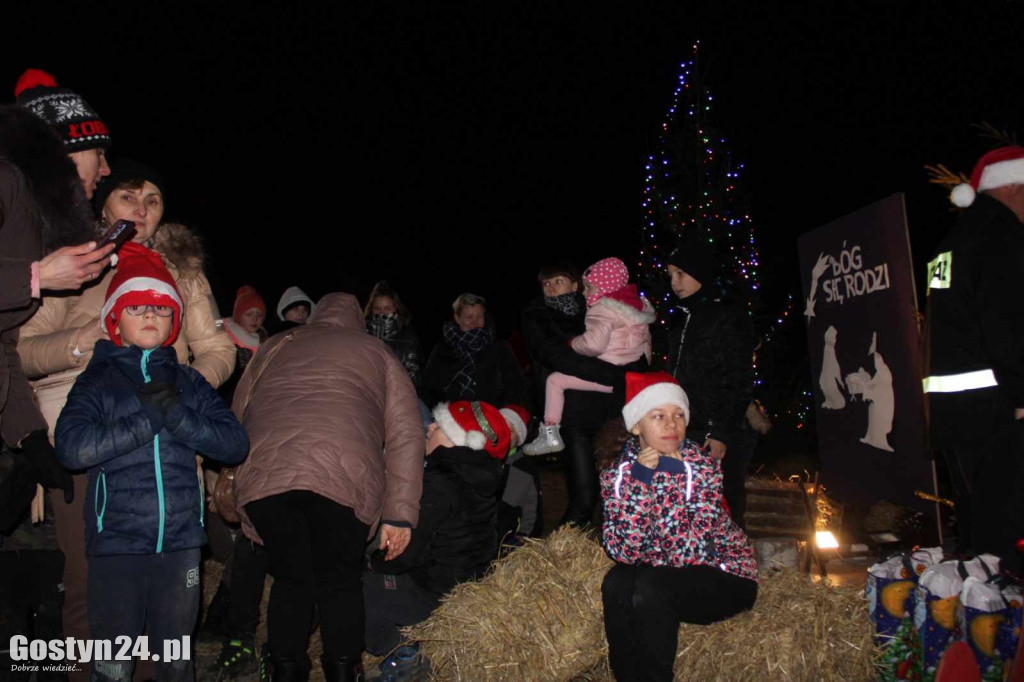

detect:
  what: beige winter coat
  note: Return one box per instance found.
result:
[17,224,235,430]
[232,293,424,541]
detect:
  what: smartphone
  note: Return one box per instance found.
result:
[95,220,137,252]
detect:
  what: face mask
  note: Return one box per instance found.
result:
[367,313,400,339]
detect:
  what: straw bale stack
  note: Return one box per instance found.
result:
[405,527,877,682]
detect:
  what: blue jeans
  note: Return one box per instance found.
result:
[88,549,201,682]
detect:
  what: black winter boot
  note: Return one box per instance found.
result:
[320,654,365,682]
[267,653,310,682]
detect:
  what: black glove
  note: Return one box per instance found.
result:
[0,456,40,532]
[138,382,179,432]
[19,430,74,504]
[138,381,178,405]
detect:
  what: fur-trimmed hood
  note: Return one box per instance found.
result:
[591,294,656,325]
[150,223,205,278]
[0,105,94,251]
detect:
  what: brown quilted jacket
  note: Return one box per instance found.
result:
[231,293,424,540]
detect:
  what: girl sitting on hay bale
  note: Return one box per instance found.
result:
[600,371,759,682]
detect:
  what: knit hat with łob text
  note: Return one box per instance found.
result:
[15,69,110,152]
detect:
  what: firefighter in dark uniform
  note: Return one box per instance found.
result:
[924,146,1024,575]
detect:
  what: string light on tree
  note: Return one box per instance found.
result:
[639,42,802,429]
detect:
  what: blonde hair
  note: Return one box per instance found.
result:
[452,293,486,317]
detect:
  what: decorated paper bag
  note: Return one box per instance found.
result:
[958,576,1023,681]
[869,549,945,640]
[960,554,1001,581]
[914,561,964,682]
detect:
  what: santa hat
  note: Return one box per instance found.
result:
[232,285,266,322]
[500,405,530,445]
[582,257,631,307]
[101,242,183,346]
[432,401,511,460]
[621,371,690,431]
[15,69,110,152]
[951,146,1024,208]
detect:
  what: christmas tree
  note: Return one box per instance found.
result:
[638,42,805,426]
[639,41,761,312]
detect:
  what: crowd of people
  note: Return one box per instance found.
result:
[1,70,770,682]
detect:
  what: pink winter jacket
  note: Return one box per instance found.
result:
[231,293,424,542]
[570,295,656,366]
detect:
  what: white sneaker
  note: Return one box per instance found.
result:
[522,423,565,455]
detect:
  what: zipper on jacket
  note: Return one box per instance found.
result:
[94,469,107,532]
[671,305,692,374]
[197,468,205,528]
[141,350,166,553]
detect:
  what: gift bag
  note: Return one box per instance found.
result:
[914,561,965,682]
[870,548,945,640]
[959,576,1023,681]
[960,554,1002,582]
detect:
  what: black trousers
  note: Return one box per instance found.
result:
[226,533,271,637]
[558,392,622,528]
[362,571,440,656]
[721,428,757,530]
[601,563,757,682]
[942,418,1024,574]
[88,549,202,682]
[245,491,370,661]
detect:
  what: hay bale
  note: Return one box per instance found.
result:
[406,527,877,682]
[405,526,613,681]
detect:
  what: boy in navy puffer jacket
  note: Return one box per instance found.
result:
[55,243,249,682]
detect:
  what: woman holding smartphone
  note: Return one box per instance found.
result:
[17,158,235,682]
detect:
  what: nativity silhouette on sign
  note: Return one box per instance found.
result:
[817,328,895,452]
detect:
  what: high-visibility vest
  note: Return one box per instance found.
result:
[922,369,998,394]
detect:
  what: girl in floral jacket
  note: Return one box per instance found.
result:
[600,371,758,682]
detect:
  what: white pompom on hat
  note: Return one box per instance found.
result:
[951,146,1024,208]
[621,371,690,431]
[432,400,511,460]
[499,405,530,445]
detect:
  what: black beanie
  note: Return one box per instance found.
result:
[93,159,167,213]
[15,69,110,153]
[667,233,717,286]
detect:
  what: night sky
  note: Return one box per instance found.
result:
[6,3,1023,354]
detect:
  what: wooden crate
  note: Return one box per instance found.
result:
[744,477,826,576]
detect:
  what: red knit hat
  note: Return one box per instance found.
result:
[101,242,183,346]
[433,400,511,460]
[499,404,531,445]
[951,146,1024,207]
[621,371,690,430]
[232,285,266,322]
